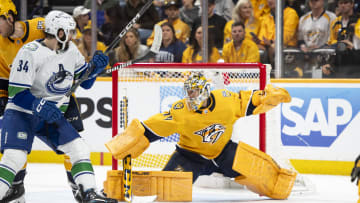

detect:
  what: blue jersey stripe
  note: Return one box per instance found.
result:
[9,82,31,88]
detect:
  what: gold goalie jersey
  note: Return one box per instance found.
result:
[0,17,45,80]
[143,89,260,159]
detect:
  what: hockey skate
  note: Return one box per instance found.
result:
[1,182,25,203]
[80,185,117,203]
[70,182,82,203]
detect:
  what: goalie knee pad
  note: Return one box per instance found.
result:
[232,142,297,199]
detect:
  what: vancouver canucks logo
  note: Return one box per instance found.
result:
[195,124,225,144]
[46,64,73,94]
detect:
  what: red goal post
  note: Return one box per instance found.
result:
[111,63,271,170]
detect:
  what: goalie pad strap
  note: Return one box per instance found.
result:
[232,142,297,199]
[105,119,150,160]
[103,170,192,201]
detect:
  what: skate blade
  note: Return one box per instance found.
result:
[9,195,25,203]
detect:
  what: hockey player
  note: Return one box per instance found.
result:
[0,1,86,202]
[351,154,360,203]
[0,10,117,203]
[0,1,45,201]
[106,73,297,200]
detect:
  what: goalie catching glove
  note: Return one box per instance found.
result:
[253,84,291,115]
[105,119,150,160]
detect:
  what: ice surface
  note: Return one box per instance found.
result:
[22,163,357,203]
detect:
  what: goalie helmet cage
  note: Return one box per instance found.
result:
[111,62,270,170]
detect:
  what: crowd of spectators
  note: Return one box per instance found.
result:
[18,0,360,78]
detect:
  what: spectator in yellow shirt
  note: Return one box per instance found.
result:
[328,0,358,49]
[223,0,261,45]
[354,18,360,49]
[250,0,270,19]
[222,21,260,62]
[258,0,299,48]
[257,0,299,64]
[147,0,190,46]
[182,25,221,63]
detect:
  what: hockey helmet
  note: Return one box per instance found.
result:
[184,73,210,111]
[0,0,17,18]
[45,10,76,49]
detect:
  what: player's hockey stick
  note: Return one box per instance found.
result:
[105,24,162,74]
[106,0,154,53]
[55,0,155,108]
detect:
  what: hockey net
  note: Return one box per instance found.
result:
[110,62,313,193]
[111,62,268,167]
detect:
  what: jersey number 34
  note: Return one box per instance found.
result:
[17,60,29,72]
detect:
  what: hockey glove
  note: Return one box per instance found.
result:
[32,98,62,123]
[88,50,109,79]
[253,84,291,115]
[351,155,360,185]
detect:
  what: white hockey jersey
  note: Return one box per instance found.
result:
[298,11,336,48]
[7,40,88,114]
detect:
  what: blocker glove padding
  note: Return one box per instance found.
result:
[32,98,62,123]
[88,50,109,79]
[351,154,360,185]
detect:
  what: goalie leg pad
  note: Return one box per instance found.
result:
[103,170,192,202]
[358,184,360,203]
[105,119,149,160]
[232,142,297,199]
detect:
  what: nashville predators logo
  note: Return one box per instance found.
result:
[194,124,225,144]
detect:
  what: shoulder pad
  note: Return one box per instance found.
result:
[23,42,39,51]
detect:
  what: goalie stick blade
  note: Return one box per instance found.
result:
[150,24,162,54]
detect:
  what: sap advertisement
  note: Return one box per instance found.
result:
[277,82,360,161]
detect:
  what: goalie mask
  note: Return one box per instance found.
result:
[184,73,210,111]
[45,10,76,50]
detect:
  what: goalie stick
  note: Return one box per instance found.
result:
[56,0,156,108]
[105,24,162,74]
[111,25,161,203]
